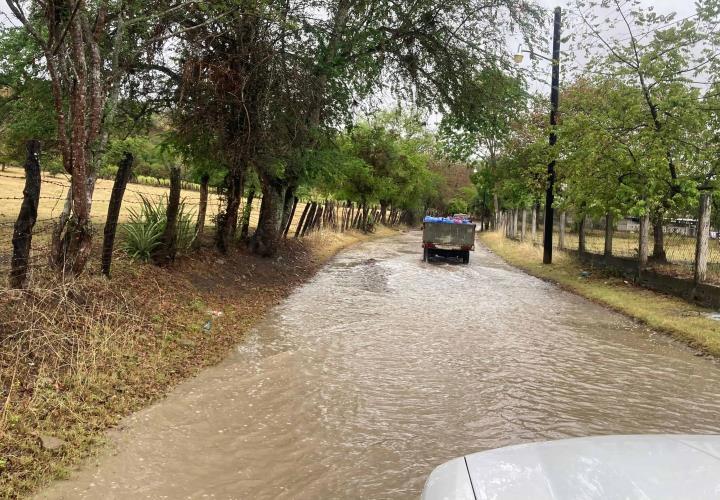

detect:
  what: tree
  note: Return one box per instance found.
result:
[440,67,528,224]
[5,0,208,273]
[574,0,719,261]
[246,0,544,255]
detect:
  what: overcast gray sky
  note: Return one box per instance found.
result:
[514,0,700,91]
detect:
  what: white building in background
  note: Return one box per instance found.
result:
[615,217,699,237]
[617,218,640,232]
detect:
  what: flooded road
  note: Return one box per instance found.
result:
[41,231,720,499]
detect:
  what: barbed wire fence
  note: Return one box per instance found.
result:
[1,146,403,289]
[498,198,720,287]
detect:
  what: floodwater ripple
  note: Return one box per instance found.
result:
[39,231,720,500]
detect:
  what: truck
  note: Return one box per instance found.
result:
[422,217,476,264]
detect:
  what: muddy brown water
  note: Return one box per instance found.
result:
[39,231,720,499]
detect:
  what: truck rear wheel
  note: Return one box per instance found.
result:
[461,251,470,264]
[423,248,428,262]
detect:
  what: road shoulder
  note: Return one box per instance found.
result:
[479,231,720,358]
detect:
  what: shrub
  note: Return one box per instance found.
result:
[44,157,65,177]
[446,197,469,216]
[122,196,196,261]
[98,165,119,179]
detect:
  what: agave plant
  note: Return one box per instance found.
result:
[122,195,196,261]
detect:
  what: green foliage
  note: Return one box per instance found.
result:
[123,196,196,261]
[440,68,527,161]
[473,0,720,227]
[446,198,469,215]
[292,111,449,220]
[44,157,65,177]
[0,28,56,163]
[98,165,119,179]
[104,136,178,182]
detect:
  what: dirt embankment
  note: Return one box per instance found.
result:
[0,228,396,498]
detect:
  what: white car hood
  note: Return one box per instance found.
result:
[423,435,720,500]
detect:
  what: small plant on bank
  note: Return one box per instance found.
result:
[122,195,196,261]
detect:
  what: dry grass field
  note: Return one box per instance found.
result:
[0,166,223,224]
[555,230,703,263]
[0,166,315,260]
[513,225,720,283]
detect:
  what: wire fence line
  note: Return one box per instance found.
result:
[1,164,401,287]
[497,206,720,286]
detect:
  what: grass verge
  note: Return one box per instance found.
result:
[479,231,720,357]
[0,226,397,498]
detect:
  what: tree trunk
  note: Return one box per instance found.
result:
[521,208,527,241]
[251,176,286,256]
[216,170,243,252]
[195,173,210,239]
[559,211,566,250]
[604,213,613,258]
[652,214,667,262]
[101,152,133,277]
[240,188,256,240]
[9,140,42,289]
[152,166,181,266]
[695,192,712,284]
[639,212,650,271]
[578,214,586,254]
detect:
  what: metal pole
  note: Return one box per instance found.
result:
[543,6,561,264]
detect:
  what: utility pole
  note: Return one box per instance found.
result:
[543,6,561,264]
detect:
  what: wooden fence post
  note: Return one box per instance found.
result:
[195,173,210,240]
[352,206,362,229]
[240,189,256,240]
[294,202,310,238]
[695,192,712,284]
[283,196,298,238]
[531,205,537,242]
[559,211,566,250]
[578,214,586,254]
[604,213,613,257]
[313,206,324,231]
[101,151,133,277]
[301,202,317,237]
[152,166,181,265]
[639,212,650,271]
[9,140,41,289]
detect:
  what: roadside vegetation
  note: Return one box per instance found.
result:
[447,1,720,285]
